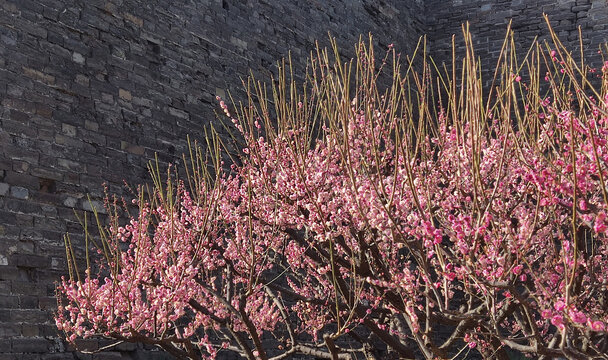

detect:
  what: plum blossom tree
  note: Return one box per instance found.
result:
[56,21,608,359]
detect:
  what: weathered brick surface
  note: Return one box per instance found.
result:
[2,0,607,357]
[426,0,608,86]
[0,0,424,357]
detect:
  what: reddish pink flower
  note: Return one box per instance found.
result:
[552,315,565,330]
[590,320,605,332]
[569,309,587,324]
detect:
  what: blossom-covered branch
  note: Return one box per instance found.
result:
[57,20,608,359]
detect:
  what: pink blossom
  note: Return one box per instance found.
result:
[569,309,587,324]
[551,315,565,330]
[590,320,605,332]
[512,264,523,275]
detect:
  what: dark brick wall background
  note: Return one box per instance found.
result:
[427,0,608,87]
[0,0,607,358]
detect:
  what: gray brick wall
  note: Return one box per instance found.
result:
[426,0,608,87]
[2,0,608,357]
[0,0,424,357]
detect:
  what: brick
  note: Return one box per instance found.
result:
[19,295,39,308]
[0,183,8,196]
[74,75,89,86]
[12,338,50,353]
[11,281,46,296]
[81,200,105,214]
[19,20,47,39]
[35,104,53,118]
[168,107,189,119]
[123,13,143,27]
[91,353,124,360]
[21,324,39,337]
[0,281,9,295]
[56,159,82,172]
[61,123,76,137]
[118,89,132,101]
[112,342,136,351]
[17,241,34,255]
[9,186,28,199]
[6,84,23,97]
[0,339,10,352]
[0,295,18,308]
[10,309,48,323]
[1,1,18,13]
[39,324,62,339]
[71,52,85,65]
[120,141,145,155]
[30,168,62,182]
[132,97,152,107]
[0,324,20,338]
[22,67,55,85]
[4,171,39,189]
[84,120,99,131]
[0,355,40,360]
[42,354,75,360]
[9,109,29,123]
[2,120,37,138]
[38,297,57,311]
[62,197,78,208]
[15,213,33,227]
[69,339,98,353]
